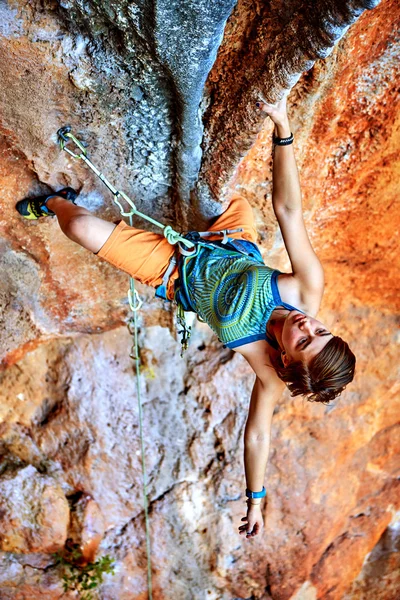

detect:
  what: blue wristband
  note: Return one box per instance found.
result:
[245,486,266,499]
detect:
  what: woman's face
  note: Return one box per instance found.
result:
[281,311,333,364]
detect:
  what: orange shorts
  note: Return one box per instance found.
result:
[96,194,258,300]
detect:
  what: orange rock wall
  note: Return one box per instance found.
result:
[0,0,399,599]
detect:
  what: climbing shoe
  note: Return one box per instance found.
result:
[15,187,78,220]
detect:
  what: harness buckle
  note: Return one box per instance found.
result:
[177,242,197,256]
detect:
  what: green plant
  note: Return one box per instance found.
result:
[52,542,116,599]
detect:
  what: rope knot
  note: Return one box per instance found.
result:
[163,225,182,246]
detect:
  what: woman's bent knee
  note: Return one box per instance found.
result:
[63,214,116,253]
[63,214,91,243]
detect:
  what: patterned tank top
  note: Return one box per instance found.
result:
[176,239,299,349]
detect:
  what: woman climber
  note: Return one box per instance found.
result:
[16,95,355,539]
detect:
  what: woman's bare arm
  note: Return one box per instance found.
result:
[239,375,282,539]
[259,97,324,300]
[244,376,280,489]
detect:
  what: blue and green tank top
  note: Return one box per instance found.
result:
[176,238,296,349]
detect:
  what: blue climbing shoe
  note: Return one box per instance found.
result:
[16,187,78,220]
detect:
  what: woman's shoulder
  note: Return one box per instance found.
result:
[234,340,282,386]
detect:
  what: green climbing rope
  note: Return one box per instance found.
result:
[56,126,190,599]
[127,250,152,600]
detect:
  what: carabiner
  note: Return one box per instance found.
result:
[57,126,87,159]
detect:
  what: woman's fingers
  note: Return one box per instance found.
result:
[256,94,287,120]
[239,520,256,537]
[239,518,251,535]
[256,100,274,112]
[238,507,264,538]
[258,93,268,104]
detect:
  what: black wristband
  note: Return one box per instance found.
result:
[272,132,294,146]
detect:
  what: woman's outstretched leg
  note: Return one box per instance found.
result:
[16,188,178,297]
[16,188,116,254]
[46,196,116,254]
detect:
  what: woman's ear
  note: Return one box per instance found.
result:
[281,350,290,367]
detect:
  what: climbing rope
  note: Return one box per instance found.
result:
[56,127,247,595]
[127,251,152,600]
[57,126,195,359]
[56,126,185,599]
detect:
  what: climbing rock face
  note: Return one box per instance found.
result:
[0,465,69,554]
[67,494,105,563]
[0,0,399,599]
[200,0,382,200]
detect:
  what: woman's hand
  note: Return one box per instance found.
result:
[256,94,288,127]
[238,501,264,539]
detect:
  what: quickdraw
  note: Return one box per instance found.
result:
[176,302,192,357]
[57,126,196,252]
